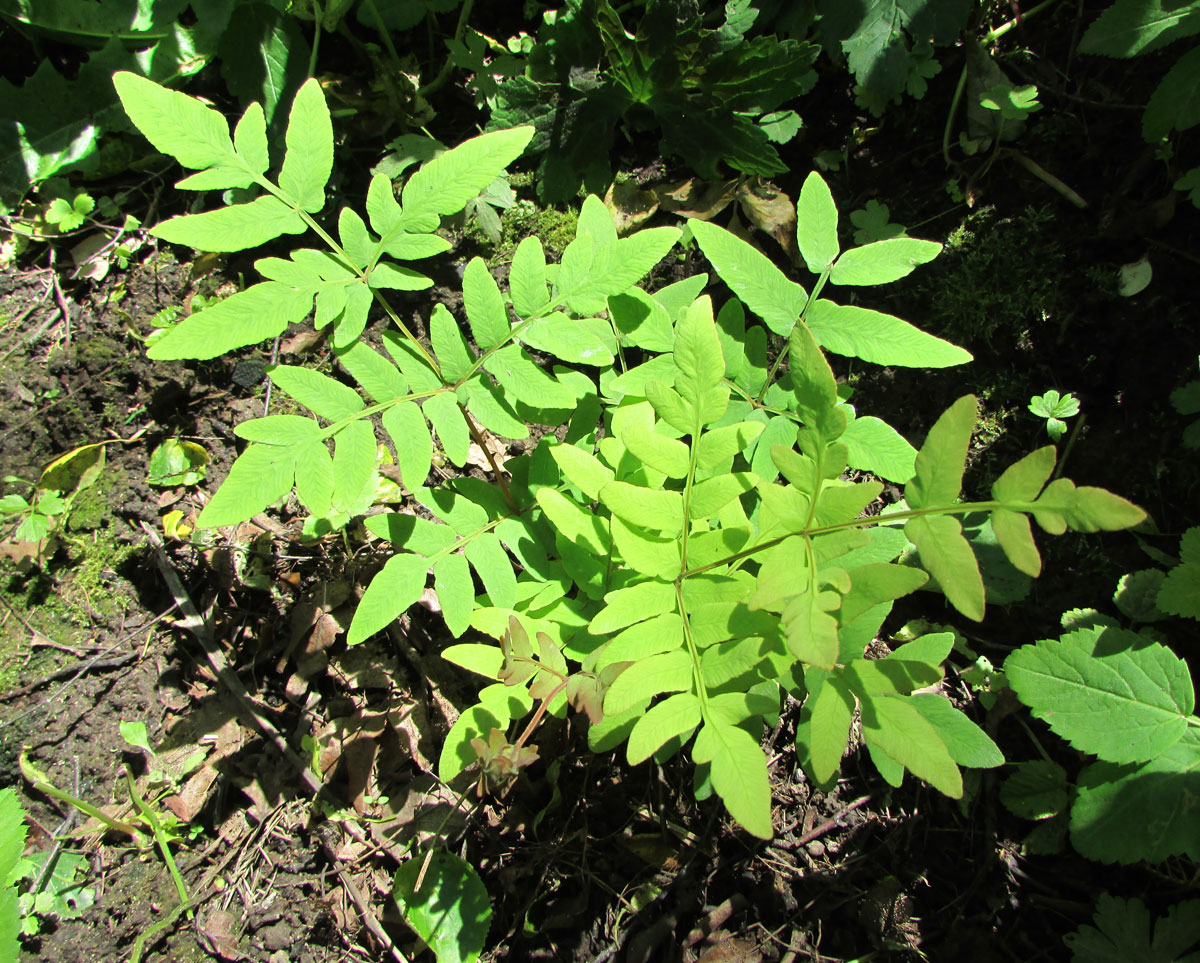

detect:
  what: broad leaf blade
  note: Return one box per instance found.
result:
[829,238,941,286]
[348,553,429,645]
[796,171,839,275]
[113,71,235,169]
[807,300,972,368]
[152,194,307,252]
[1006,628,1195,764]
[688,219,806,335]
[277,77,332,212]
[394,850,492,963]
[148,282,313,360]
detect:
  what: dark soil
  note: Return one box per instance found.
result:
[1,4,1198,963]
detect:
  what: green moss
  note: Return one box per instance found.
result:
[479,199,579,264]
[917,205,1070,348]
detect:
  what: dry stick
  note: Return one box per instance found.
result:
[791,794,872,848]
[139,523,412,963]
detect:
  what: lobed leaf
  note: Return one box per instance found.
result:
[276,77,332,212]
[113,72,236,170]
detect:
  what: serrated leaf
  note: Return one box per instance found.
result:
[1158,562,1200,621]
[1066,893,1200,963]
[276,77,332,212]
[627,693,702,765]
[1079,0,1200,57]
[603,650,693,716]
[796,171,840,274]
[394,850,492,963]
[197,444,296,527]
[830,237,941,285]
[1070,728,1200,864]
[152,194,307,252]
[1000,760,1068,820]
[113,72,236,170]
[688,219,806,335]
[807,300,972,367]
[1006,628,1194,764]
[509,235,548,318]
[1143,45,1200,141]
[348,553,429,645]
[692,721,772,838]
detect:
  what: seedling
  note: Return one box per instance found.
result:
[1028,389,1080,441]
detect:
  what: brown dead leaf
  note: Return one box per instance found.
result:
[656,178,738,221]
[605,180,660,233]
[387,698,437,774]
[196,906,244,961]
[737,178,798,263]
[697,937,762,963]
[0,536,57,572]
[279,328,325,355]
[163,764,218,823]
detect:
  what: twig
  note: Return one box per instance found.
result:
[138,525,413,862]
[318,823,410,963]
[781,795,873,849]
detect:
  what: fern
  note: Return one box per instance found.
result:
[117,75,1145,838]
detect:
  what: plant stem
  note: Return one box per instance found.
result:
[124,768,191,918]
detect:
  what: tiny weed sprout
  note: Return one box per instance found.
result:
[116,75,1145,841]
[1029,389,1080,441]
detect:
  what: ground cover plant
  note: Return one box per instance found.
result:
[115,73,1144,842]
[1,2,1198,961]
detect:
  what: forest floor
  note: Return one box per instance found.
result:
[1,8,1198,962]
